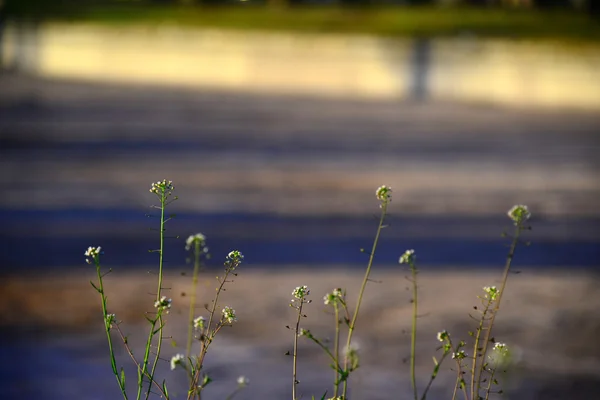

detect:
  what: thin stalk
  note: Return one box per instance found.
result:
[410,261,418,400]
[292,300,305,400]
[114,324,169,399]
[469,304,490,400]
[342,202,388,398]
[187,240,202,359]
[473,226,521,398]
[188,268,233,399]
[95,263,128,399]
[483,368,497,400]
[144,189,167,400]
[333,303,340,398]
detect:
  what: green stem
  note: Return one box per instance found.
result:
[144,189,167,400]
[96,262,128,399]
[469,301,491,400]
[333,303,340,398]
[188,267,233,399]
[292,300,304,400]
[474,225,521,399]
[410,261,418,400]
[187,240,202,359]
[342,202,387,398]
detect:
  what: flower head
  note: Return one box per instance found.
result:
[154,296,172,313]
[507,205,530,225]
[452,350,467,360]
[324,288,343,305]
[185,233,208,252]
[105,313,116,330]
[483,286,499,301]
[222,306,237,324]
[149,179,174,197]
[237,376,249,387]
[225,250,244,270]
[489,342,511,367]
[376,185,392,206]
[437,330,448,342]
[170,354,185,371]
[292,285,310,300]
[193,316,206,330]
[399,249,416,265]
[344,343,360,370]
[84,246,102,264]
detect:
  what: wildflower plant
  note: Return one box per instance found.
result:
[89,180,530,400]
[87,180,246,400]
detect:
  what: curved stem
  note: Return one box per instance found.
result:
[474,225,521,398]
[96,263,128,399]
[342,202,387,398]
[187,240,202,359]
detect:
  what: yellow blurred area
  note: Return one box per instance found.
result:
[2,23,600,109]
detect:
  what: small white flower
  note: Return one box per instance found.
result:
[344,343,360,370]
[483,286,499,301]
[149,179,174,196]
[170,353,185,371]
[154,296,172,313]
[222,306,237,324]
[323,288,343,305]
[507,204,531,225]
[299,328,310,337]
[399,249,416,265]
[227,250,244,262]
[489,342,511,367]
[437,330,448,342]
[375,185,392,205]
[237,375,249,387]
[185,233,207,251]
[193,316,206,330]
[105,313,116,329]
[452,350,467,360]
[292,285,310,300]
[84,246,102,264]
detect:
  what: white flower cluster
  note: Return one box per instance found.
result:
[437,330,448,342]
[399,249,416,265]
[185,233,208,252]
[237,376,249,387]
[292,285,310,300]
[193,316,206,330]
[154,296,172,313]
[222,306,237,324]
[170,353,185,371]
[149,179,174,196]
[323,288,343,305]
[375,185,392,205]
[84,246,102,264]
[507,204,531,225]
[493,342,508,355]
[452,350,467,360]
[227,250,244,263]
[483,286,500,301]
[488,342,511,367]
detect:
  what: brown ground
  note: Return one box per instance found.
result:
[3,267,600,399]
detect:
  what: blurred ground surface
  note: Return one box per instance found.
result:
[0,74,599,399]
[1,269,600,400]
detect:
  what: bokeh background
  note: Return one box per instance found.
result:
[1,1,599,399]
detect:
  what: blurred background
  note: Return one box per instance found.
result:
[0,1,599,399]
